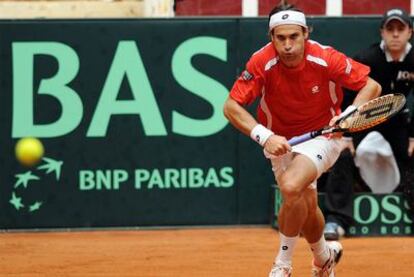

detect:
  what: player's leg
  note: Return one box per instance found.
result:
[299,182,343,277]
[269,153,318,277]
[301,186,324,241]
[269,137,342,276]
[298,140,343,276]
[277,154,318,236]
[301,187,332,266]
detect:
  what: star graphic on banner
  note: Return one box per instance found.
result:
[14,171,40,189]
[37,157,63,181]
[11,155,67,215]
[29,201,43,212]
[9,192,24,210]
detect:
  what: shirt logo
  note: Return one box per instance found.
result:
[387,9,403,16]
[311,86,320,94]
[242,70,253,81]
[396,70,414,81]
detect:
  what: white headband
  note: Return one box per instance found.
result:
[269,10,307,31]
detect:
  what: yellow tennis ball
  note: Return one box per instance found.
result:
[15,137,44,167]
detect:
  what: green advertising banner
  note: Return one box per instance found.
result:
[272,187,413,236]
[0,19,247,228]
[0,17,384,229]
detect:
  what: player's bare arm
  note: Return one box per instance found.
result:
[329,77,381,126]
[351,77,382,106]
[223,97,258,136]
[408,138,414,156]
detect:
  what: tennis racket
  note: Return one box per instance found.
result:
[288,93,406,146]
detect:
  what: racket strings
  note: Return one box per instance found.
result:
[346,94,405,132]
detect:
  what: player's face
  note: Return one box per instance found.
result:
[271,24,308,68]
[381,20,412,54]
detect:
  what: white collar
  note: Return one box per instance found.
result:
[380,40,412,62]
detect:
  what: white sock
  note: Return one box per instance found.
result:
[310,234,330,267]
[275,233,299,266]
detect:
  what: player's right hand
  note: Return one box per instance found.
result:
[263,135,291,156]
[329,115,341,126]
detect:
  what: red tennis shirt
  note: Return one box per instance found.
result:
[230,40,370,139]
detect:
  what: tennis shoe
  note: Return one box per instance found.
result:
[269,263,292,277]
[311,241,343,277]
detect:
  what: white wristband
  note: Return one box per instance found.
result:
[339,105,357,119]
[250,124,274,146]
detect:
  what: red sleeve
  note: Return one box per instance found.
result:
[327,48,370,91]
[229,55,264,105]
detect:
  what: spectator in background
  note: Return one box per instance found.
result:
[223,3,381,276]
[323,8,414,241]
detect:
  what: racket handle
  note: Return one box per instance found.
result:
[288,132,314,146]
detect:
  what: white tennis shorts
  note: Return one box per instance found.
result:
[264,136,342,189]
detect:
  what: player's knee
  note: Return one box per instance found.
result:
[279,183,302,204]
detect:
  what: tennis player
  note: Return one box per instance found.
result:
[223,4,381,277]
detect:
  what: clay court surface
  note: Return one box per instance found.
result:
[1,226,413,276]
